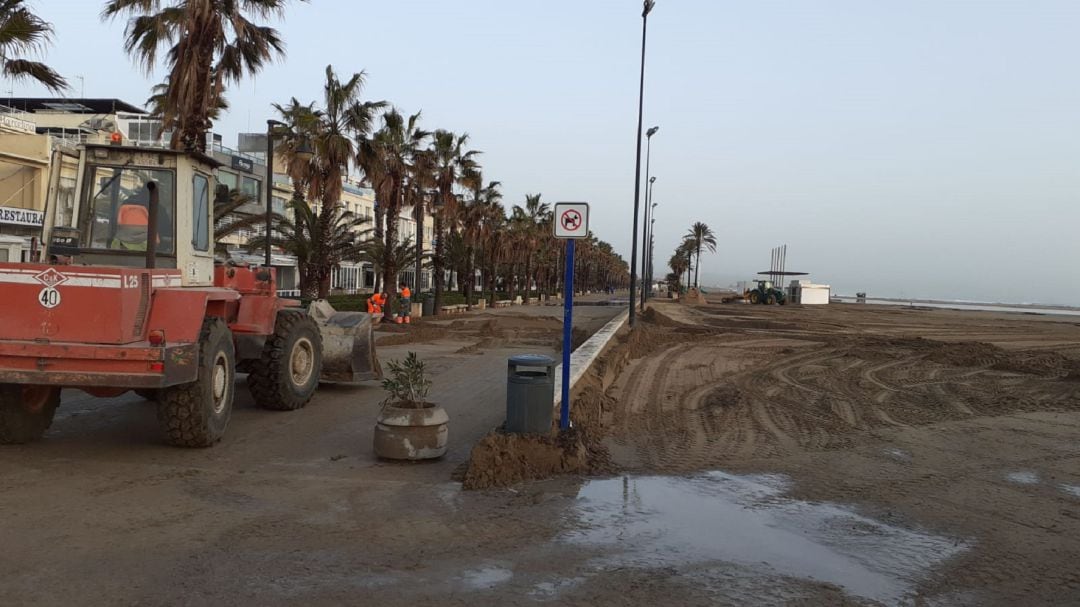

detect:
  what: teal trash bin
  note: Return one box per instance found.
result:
[505,354,557,434]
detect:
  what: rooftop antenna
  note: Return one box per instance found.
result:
[76,75,85,98]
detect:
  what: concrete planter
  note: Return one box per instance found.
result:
[374,403,449,460]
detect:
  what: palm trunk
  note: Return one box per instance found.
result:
[381,185,402,321]
[694,243,702,287]
[317,270,332,299]
[523,254,533,304]
[433,210,444,315]
[373,202,385,294]
[463,247,474,308]
[414,200,424,296]
[486,261,497,305]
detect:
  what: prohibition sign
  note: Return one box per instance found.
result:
[553,202,589,239]
[561,209,582,232]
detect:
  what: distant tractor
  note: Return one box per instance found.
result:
[746,280,787,305]
[0,143,380,447]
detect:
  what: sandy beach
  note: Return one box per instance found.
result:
[2,300,1079,605]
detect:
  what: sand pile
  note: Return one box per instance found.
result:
[461,429,590,490]
[682,287,708,305]
[376,325,449,346]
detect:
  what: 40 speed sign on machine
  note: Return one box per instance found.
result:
[553,202,589,429]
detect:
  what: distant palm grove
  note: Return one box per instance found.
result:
[6,0,632,318]
[668,221,717,292]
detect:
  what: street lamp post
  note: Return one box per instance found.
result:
[641,173,656,309]
[628,0,656,329]
[645,201,657,299]
[264,120,285,268]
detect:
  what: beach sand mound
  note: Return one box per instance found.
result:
[461,429,590,490]
[682,287,708,305]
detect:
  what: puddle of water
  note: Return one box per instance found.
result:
[883,448,913,462]
[529,577,586,600]
[565,472,967,605]
[460,566,513,590]
[1005,471,1039,485]
[1060,484,1080,498]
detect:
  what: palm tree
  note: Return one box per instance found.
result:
[0,1,67,91]
[356,108,429,320]
[270,97,320,206]
[480,210,509,306]
[511,193,550,304]
[461,179,501,307]
[250,198,371,298]
[310,65,384,208]
[684,222,717,288]
[266,66,382,298]
[677,238,696,289]
[104,0,300,152]
[406,147,435,297]
[430,130,480,313]
[668,251,689,293]
[361,234,421,288]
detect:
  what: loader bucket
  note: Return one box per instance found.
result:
[308,300,383,383]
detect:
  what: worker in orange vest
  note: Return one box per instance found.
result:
[398,283,412,324]
[367,292,386,316]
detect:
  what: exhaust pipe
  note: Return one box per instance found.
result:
[145,181,158,270]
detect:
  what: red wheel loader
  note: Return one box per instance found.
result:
[0,143,380,447]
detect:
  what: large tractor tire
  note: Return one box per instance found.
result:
[0,384,60,444]
[766,293,777,305]
[157,318,235,448]
[248,311,322,411]
[749,291,761,304]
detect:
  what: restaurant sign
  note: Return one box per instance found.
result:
[0,206,45,227]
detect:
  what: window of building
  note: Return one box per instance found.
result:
[126,121,162,142]
[218,171,238,193]
[241,176,260,200]
[272,196,287,214]
[192,174,210,251]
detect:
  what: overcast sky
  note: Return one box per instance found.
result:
[23,1,1080,304]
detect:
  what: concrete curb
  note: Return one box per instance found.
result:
[553,309,629,412]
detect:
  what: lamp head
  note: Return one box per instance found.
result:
[295,138,315,163]
[646,126,659,137]
[649,176,656,184]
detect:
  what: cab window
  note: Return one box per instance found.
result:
[84,166,175,254]
[192,174,210,252]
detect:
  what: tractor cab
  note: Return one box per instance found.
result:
[42,144,216,287]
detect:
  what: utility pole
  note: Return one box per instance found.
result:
[628,0,656,328]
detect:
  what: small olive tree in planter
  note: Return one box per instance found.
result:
[373,352,449,460]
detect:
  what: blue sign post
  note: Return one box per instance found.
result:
[560,238,575,429]
[553,202,589,430]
